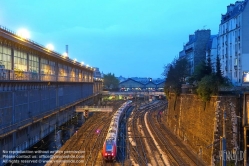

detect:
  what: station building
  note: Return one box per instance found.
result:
[0,26,103,164]
[118,77,165,91]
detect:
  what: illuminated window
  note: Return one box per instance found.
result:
[14,50,27,71]
[41,58,55,75]
[40,58,49,74]
[0,45,12,70]
[235,58,238,66]
[49,61,56,75]
[29,54,39,73]
[79,70,82,79]
[69,67,75,77]
[58,63,69,77]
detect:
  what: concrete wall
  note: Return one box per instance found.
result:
[166,93,242,165]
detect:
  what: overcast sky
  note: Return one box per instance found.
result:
[0,0,236,78]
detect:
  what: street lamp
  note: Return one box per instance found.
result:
[62,52,68,58]
[46,43,54,51]
[17,28,30,39]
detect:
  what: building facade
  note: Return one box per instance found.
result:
[179,29,211,75]
[218,0,249,86]
[206,35,218,71]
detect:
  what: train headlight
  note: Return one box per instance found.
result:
[105,152,107,156]
[111,153,114,156]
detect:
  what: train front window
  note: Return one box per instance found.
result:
[106,144,113,151]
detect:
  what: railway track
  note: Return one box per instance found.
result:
[46,101,124,166]
[127,102,149,165]
[46,100,205,166]
[155,108,206,166]
[146,103,206,166]
[139,104,168,166]
[127,101,168,166]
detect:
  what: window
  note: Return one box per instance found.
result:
[41,58,55,75]
[40,58,49,74]
[58,63,68,76]
[106,144,113,151]
[49,61,56,75]
[14,50,27,71]
[79,70,82,78]
[235,71,237,78]
[0,45,12,70]
[70,67,75,77]
[29,54,39,73]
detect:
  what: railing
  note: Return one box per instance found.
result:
[0,69,94,82]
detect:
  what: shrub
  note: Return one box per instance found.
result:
[197,75,218,101]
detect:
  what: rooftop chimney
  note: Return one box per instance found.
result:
[66,45,68,55]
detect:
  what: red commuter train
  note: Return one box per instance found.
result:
[102,100,132,161]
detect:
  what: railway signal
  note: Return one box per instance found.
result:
[96,129,101,134]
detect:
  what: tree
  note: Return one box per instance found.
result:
[187,57,212,85]
[164,57,189,97]
[206,54,212,75]
[187,61,206,84]
[196,55,232,101]
[103,73,119,90]
[197,74,218,101]
[215,55,223,84]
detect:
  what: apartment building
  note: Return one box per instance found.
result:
[218,0,249,86]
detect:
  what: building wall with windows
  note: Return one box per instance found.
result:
[218,0,249,86]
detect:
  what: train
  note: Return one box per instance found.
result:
[102,100,132,161]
